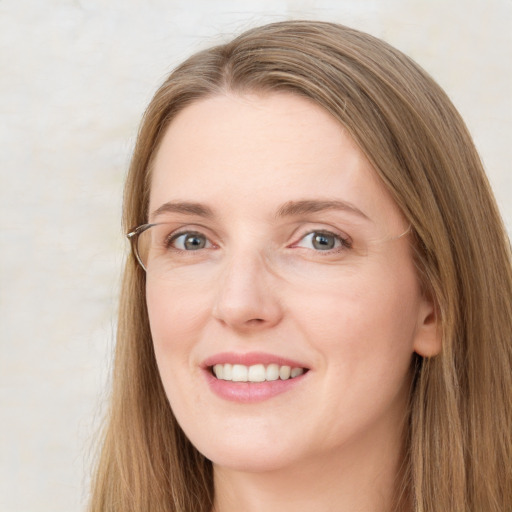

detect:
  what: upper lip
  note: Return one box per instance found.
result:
[202,351,309,369]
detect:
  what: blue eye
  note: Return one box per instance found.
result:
[296,231,350,251]
[170,232,212,250]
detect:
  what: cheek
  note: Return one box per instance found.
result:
[145,278,212,412]
[290,273,420,434]
[146,280,209,415]
[291,262,422,383]
[146,277,210,349]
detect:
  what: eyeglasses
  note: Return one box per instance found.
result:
[127,222,214,272]
[127,222,411,274]
[126,223,157,271]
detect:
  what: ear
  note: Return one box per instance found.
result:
[413,295,442,357]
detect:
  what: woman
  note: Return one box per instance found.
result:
[89,21,512,512]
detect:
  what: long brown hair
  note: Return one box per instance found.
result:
[89,21,512,512]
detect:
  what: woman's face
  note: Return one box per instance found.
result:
[146,93,439,472]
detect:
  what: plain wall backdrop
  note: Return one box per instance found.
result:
[0,1,510,511]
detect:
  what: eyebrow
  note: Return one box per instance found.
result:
[150,198,370,223]
[150,201,214,220]
[275,199,370,221]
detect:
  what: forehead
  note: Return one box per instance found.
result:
[149,92,403,228]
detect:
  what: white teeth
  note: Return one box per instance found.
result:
[266,364,279,381]
[290,367,304,378]
[212,363,306,382]
[213,364,223,379]
[232,364,248,382]
[279,365,291,380]
[248,364,266,382]
[223,363,232,380]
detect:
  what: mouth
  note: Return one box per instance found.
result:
[210,363,308,382]
[203,353,309,402]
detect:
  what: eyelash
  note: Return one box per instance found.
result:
[165,229,352,254]
[166,230,214,251]
[292,230,353,253]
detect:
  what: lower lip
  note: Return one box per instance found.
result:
[204,369,307,403]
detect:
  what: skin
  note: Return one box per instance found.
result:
[146,92,440,512]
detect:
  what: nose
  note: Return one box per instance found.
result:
[212,250,283,331]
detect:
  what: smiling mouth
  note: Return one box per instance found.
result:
[211,363,308,382]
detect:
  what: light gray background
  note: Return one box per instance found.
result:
[1,1,510,511]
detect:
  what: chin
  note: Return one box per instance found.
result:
[192,433,303,474]
[211,451,298,474]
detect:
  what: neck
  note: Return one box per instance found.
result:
[212,418,410,512]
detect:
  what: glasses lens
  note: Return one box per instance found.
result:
[134,227,153,269]
[134,223,176,272]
